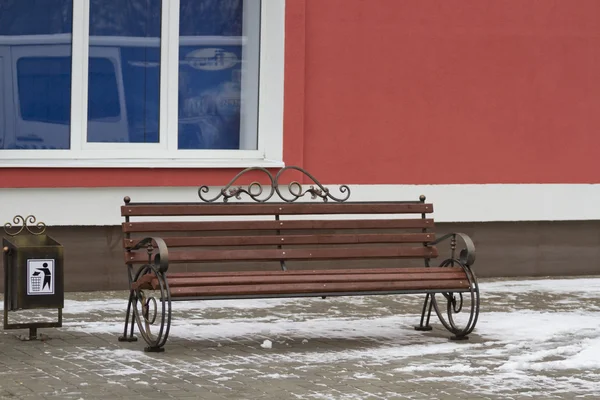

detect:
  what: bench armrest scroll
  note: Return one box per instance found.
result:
[429,232,476,267]
[130,237,170,273]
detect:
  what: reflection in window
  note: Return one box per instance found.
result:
[0,0,73,35]
[88,58,120,120]
[178,0,260,150]
[0,0,73,150]
[18,58,72,125]
[87,0,161,143]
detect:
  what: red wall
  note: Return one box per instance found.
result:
[301,0,600,184]
[3,0,600,187]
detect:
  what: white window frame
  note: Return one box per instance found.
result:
[0,0,285,168]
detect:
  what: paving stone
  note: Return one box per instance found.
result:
[1,277,599,398]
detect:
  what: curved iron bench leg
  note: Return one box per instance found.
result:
[128,264,172,352]
[432,260,480,340]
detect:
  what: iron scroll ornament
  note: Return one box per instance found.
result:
[4,215,47,236]
[198,167,275,203]
[198,166,351,203]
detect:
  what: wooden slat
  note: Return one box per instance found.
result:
[131,267,464,290]
[169,280,469,297]
[125,246,438,264]
[161,266,457,279]
[123,233,436,249]
[160,272,466,288]
[122,202,433,217]
[122,218,434,233]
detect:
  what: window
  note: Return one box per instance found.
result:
[0,0,73,150]
[178,0,260,151]
[87,0,161,144]
[0,0,284,166]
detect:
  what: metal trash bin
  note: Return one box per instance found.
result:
[3,215,63,340]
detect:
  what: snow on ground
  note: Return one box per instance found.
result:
[1,277,599,397]
[480,277,600,295]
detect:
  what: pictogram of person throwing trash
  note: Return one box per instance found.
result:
[32,262,52,291]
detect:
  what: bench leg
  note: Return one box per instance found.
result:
[118,289,138,343]
[414,293,433,331]
[432,264,480,340]
[130,264,172,352]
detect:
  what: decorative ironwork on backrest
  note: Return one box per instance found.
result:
[4,215,47,236]
[198,166,351,203]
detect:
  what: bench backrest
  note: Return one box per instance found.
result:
[120,167,439,271]
[121,201,438,268]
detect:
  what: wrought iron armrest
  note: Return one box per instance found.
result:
[428,232,476,267]
[130,237,170,273]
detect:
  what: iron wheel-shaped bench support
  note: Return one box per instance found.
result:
[415,232,479,339]
[119,237,171,352]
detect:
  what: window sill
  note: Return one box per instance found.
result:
[0,158,285,169]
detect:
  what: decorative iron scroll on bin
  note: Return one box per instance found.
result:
[3,215,64,341]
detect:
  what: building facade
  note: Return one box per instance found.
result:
[2,0,600,291]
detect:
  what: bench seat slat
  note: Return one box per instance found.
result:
[122,202,434,217]
[125,246,438,264]
[122,218,434,233]
[161,267,457,278]
[132,267,467,290]
[124,233,436,248]
[159,272,466,288]
[169,279,469,297]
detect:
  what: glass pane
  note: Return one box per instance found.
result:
[87,0,161,143]
[18,58,72,124]
[88,58,120,120]
[0,0,73,150]
[178,0,260,150]
[0,59,4,149]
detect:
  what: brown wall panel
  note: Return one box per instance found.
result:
[2,221,599,292]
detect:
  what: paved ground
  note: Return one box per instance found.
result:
[1,276,600,400]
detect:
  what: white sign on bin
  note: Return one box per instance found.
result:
[27,259,55,295]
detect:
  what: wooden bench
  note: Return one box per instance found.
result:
[118,166,479,352]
